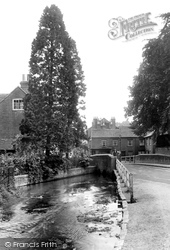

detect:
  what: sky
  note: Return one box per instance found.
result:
[0,0,169,128]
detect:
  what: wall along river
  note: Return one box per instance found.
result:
[0,173,122,250]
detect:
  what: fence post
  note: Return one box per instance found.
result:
[129,173,134,203]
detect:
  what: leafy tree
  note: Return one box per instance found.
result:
[125,13,170,136]
[20,5,86,157]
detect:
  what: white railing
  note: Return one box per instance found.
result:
[121,155,135,163]
[116,159,134,203]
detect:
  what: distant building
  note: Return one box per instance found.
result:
[88,117,145,156]
[145,131,170,155]
[0,75,29,153]
[144,131,155,154]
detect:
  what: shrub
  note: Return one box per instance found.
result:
[0,154,14,167]
[69,147,91,168]
[0,185,16,221]
[44,155,64,170]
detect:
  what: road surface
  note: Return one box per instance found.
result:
[122,163,170,250]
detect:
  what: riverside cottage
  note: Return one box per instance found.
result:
[0,75,29,153]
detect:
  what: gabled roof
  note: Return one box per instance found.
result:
[19,86,29,94]
[0,94,8,103]
[144,131,155,138]
[101,118,109,123]
[91,126,138,138]
[0,86,27,104]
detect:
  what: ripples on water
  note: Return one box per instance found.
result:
[0,174,120,250]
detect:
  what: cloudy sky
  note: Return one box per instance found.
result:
[0,0,169,127]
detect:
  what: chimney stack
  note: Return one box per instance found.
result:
[110,117,116,129]
[92,117,98,129]
[20,74,29,93]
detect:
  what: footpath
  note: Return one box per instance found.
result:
[121,162,170,250]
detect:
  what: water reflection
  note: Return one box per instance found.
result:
[0,174,120,250]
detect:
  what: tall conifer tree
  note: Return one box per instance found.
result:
[20,5,86,156]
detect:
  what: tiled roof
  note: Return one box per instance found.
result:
[0,94,8,102]
[20,86,29,94]
[0,86,28,104]
[144,131,155,138]
[91,126,137,138]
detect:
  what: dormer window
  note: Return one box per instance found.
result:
[13,99,24,110]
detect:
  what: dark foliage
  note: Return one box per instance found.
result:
[125,13,170,136]
[20,5,86,156]
[156,134,170,147]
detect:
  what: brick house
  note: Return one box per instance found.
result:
[88,117,145,156]
[0,75,29,153]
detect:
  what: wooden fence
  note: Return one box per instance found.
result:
[116,159,134,203]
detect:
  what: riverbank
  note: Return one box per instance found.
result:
[0,166,96,221]
[0,174,122,250]
[0,186,20,221]
[0,163,129,250]
[14,166,96,187]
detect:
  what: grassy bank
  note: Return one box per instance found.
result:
[0,185,19,221]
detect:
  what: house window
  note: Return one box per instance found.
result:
[102,140,106,147]
[127,151,133,156]
[13,99,24,110]
[113,140,118,146]
[139,139,144,146]
[127,139,133,146]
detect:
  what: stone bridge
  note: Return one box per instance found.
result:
[90,154,116,174]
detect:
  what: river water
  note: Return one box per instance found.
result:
[0,174,122,250]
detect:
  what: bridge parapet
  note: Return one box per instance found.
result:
[135,154,170,164]
[90,154,134,202]
[116,159,134,203]
[90,154,116,174]
[121,155,135,163]
[122,154,170,164]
